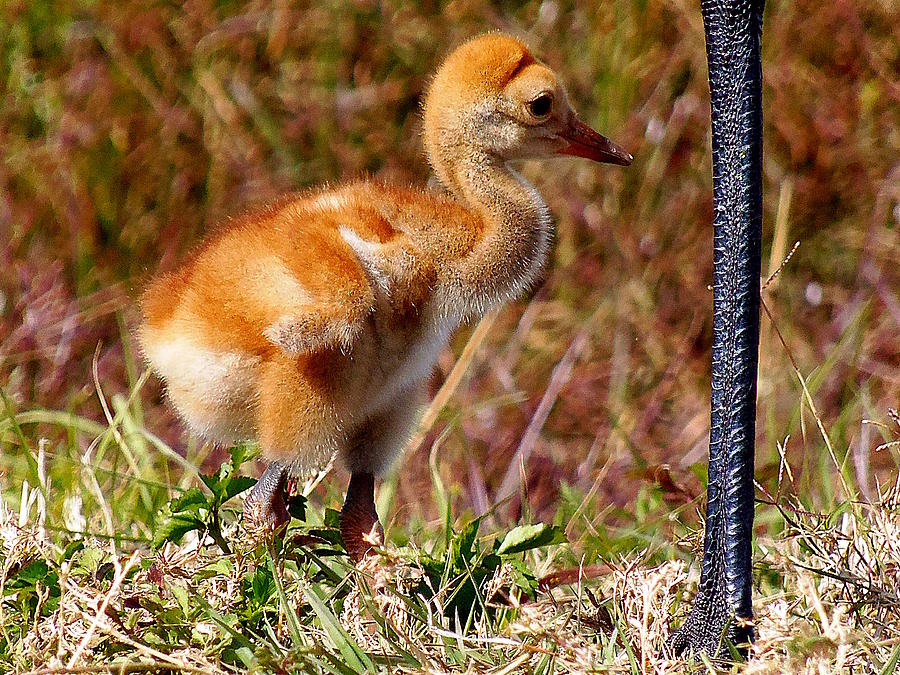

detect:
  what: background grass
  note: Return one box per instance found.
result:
[1,0,898,671]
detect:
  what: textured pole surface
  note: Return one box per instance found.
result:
[669,0,764,657]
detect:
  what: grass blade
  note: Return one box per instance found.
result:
[304,582,374,673]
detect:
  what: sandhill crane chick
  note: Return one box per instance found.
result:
[138,34,632,561]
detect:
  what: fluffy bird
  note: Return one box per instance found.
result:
[139,34,632,561]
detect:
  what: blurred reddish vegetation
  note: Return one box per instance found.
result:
[1,0,898,534]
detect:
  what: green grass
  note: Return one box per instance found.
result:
[1,0,899,671]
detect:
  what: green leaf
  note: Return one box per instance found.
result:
[200,471,225,502]
[170,583,191,617]
[481,553,501,571]
[228,443,257,470]
[7,560,51,589]
[324,508,342,529]
[248,565,275,605]
[71,547,105,577]
[457,517,481,560]
[170,487,208,514]
[288,493,307,522]
[508,559,538,597]
[203,558,233,577]
[222,476,256,503]
[446,517,482,573]
[61,540,84,562]
[152,510,204,548]
[232,646,255,668]
[497,523,566,556]
[306,527,343,547]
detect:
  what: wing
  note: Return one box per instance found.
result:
[264,301,369,354]
[265,224,413,354]
[258,230,377,354]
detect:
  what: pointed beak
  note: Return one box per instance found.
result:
[556,116,633,166]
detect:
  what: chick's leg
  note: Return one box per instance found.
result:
[244,460,290,534]
[340,472,383,562]
[339,386,423,562]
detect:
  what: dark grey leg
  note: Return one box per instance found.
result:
[340,472,383,562]
[244,461,290,534]
[667,0,764,660]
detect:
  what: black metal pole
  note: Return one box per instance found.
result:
[669,0,764,658]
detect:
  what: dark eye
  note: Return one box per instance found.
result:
[527,93,553,118]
